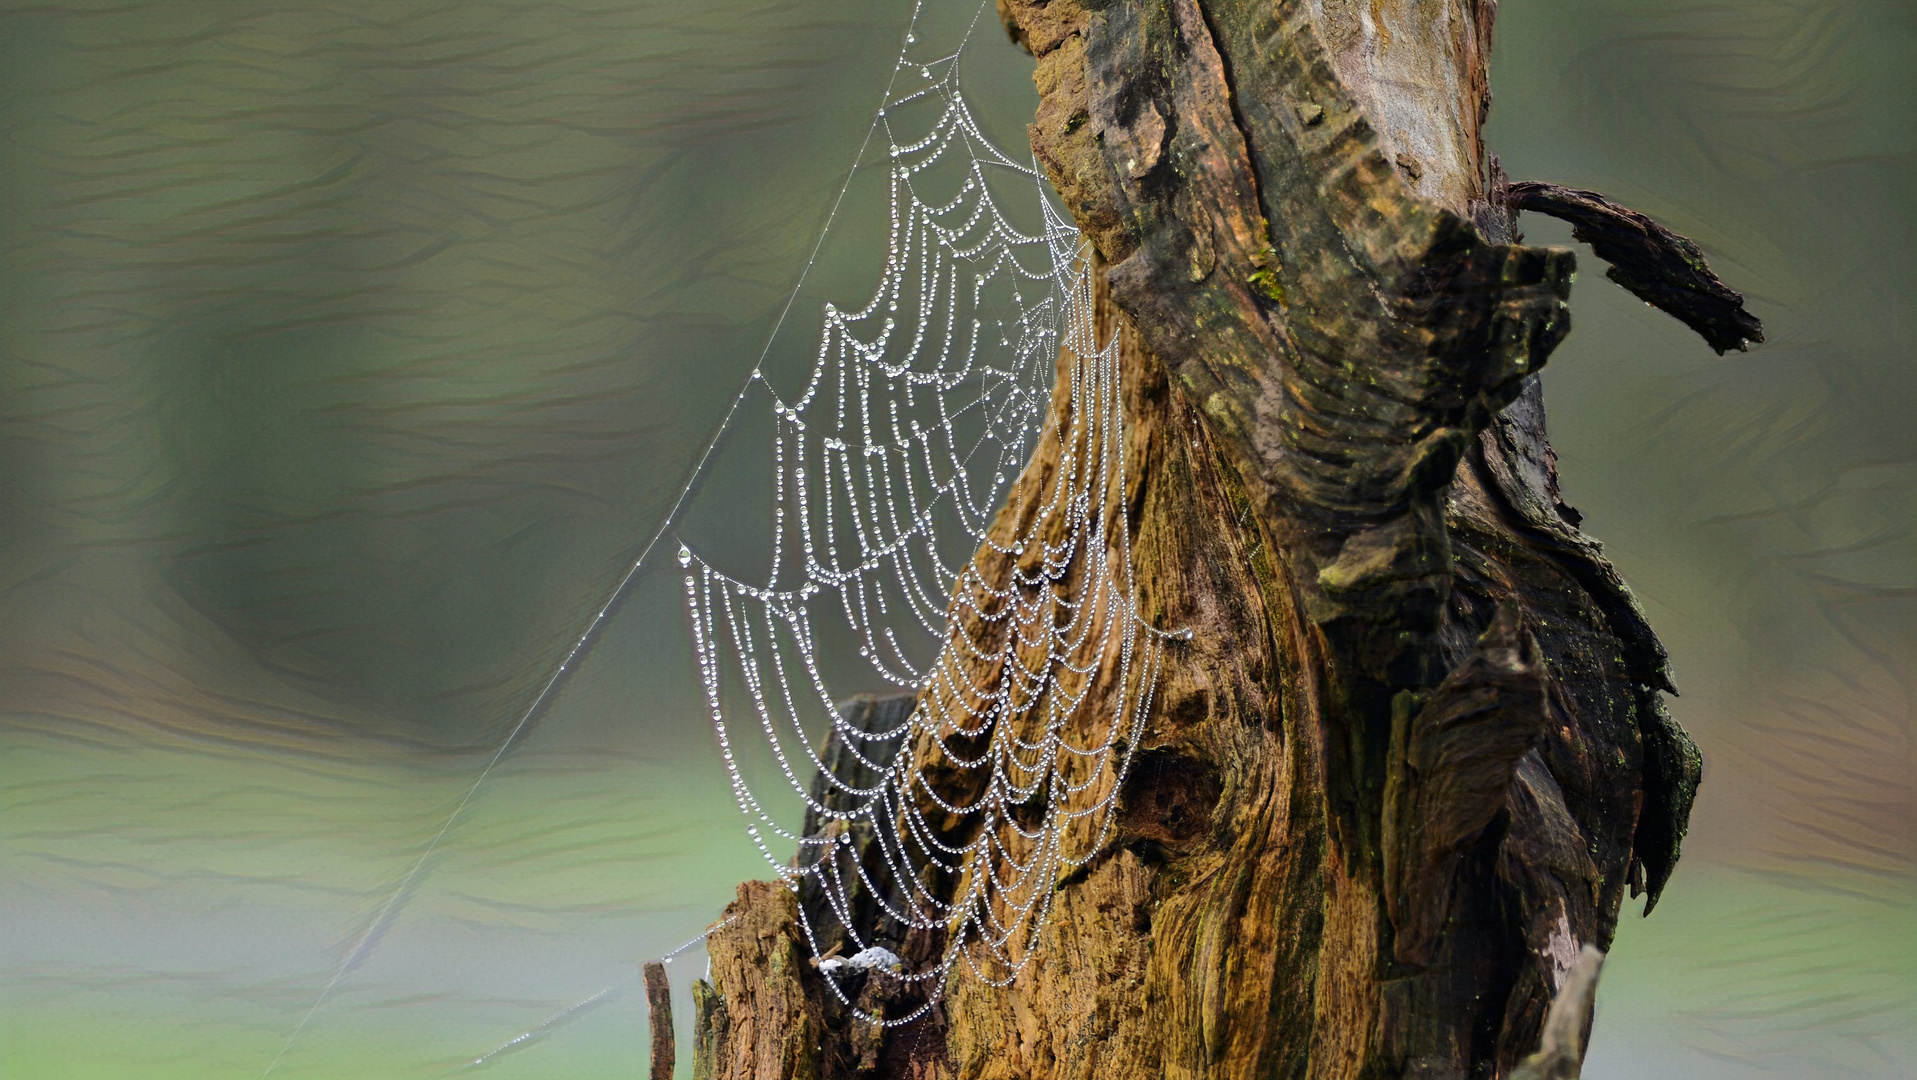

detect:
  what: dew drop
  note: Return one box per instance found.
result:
[677,545,692,567]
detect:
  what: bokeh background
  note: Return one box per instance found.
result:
[0,1,1909,1077]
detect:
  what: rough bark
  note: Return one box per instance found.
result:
[689,2,1753,1077]
[645,960,676,1080]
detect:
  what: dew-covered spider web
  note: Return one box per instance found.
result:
[677,0,1173,1024]
[257,2,1170,1072]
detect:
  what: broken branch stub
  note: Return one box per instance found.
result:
[1507,180,1765,354]
[1509,946,1608,1080]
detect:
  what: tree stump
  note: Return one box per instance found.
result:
[689,2,1758,1077]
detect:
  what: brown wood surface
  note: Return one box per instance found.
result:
[644,960,675,1080]
[686,2,1755,1076]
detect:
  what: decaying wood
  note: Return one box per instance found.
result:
[1506,180,1764,354]
[1507,947,1606,1080]
[644,960,676,1080]
[689,1,1749,1077]
[691,977,730,1080]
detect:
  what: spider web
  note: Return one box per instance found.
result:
[677,0,1173,1025]
[258,8,1168,1072]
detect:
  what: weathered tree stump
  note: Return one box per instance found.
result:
[687,2,1757,1077]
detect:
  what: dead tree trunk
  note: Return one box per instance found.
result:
[689,2,1757,1077]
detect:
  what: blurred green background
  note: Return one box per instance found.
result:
[0,1,1908,1077]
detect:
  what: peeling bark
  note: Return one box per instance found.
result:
[689,2,1750,1077]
